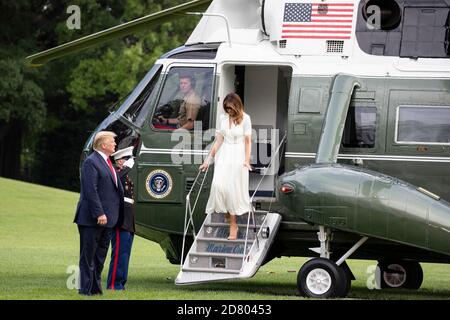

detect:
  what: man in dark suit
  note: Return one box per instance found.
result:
[74,131,124,296]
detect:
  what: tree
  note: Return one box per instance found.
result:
[9,0,201,191]
[0,1,48,179]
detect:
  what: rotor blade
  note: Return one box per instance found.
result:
[25,0,212,67]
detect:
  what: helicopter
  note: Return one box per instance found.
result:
[26,0,450,298]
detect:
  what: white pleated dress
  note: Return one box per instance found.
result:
[205,113,253,216]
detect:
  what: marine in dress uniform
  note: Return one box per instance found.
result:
[107,146,136,290]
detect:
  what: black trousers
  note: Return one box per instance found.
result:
[78,225,112,295]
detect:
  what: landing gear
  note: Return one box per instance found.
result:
[297,258,350,298]
[298,226,368,298]
[377,260,423,290]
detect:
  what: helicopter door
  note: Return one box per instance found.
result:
[218,64,292,198]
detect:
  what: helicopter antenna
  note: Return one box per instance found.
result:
[186,12,232,47]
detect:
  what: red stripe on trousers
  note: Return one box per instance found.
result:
[111,228,120,290]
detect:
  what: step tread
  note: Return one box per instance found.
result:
[209,211,269,215]
[196,237,254,244]
[203,222,263,228]
[251,197,277,203]
[189,252,245,258]
[182,267,241,274]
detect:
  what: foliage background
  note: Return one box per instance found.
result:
[0,0,200,191]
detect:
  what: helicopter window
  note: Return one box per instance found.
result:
[152,66,214,131]
[168,50,218,60]
[342,106,377,148]
[357,2,450,58]
[396,106,450,144]
[122,65,163,128]
[400,7,450,58]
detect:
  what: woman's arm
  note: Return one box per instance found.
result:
[199,133,224,171]
[244,135,252,171]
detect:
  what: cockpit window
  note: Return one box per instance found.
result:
[151,66,214,131]
[122,64,163,127]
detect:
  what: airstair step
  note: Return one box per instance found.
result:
[201,225,258,240]
[176,212,282,285]
[209,212,267,224]
[190,252,244,258]
[187,252,244,270]
[252,197,276,203]
[195,237,253,255]
[196,236,253,244]
[181,267,241,274]
[204,222,263,228]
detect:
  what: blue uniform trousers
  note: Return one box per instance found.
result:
[107,228,134,290]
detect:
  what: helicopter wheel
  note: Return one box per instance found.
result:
[297,258,350,298]
[377,260,423,290]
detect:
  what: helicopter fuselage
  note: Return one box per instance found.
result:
[77,0,450,265]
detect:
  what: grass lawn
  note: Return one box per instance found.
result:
[0,177,449,300]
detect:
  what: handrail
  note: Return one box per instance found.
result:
[180,146,213,270]
[241,132,287,271]
[250,132,287,202]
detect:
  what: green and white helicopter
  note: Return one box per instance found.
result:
[27,0,450,298]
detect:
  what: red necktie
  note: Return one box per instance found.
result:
[107,158,117,185]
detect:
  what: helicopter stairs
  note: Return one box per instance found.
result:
[175,210,282,285]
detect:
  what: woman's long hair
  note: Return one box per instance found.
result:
[223,93,244,125]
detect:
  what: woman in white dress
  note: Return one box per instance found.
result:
[199,93,252,240]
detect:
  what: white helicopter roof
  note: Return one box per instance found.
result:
[185,0,450,79]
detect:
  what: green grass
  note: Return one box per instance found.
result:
[0,177,449,300]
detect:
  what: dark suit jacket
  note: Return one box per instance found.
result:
[74,151,124,228]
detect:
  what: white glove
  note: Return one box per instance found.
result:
[123,158,135,169]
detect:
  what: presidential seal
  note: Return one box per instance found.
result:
[145,169,173,199]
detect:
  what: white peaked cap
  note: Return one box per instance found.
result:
[111,146,134,160]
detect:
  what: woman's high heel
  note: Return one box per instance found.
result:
[227,225,239,240]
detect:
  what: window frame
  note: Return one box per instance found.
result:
[121,64,163,128]
[395,105,450,145]
[149,62,216,133]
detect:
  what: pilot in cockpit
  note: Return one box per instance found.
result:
[154,73,201,130]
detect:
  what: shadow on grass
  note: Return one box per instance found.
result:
[348,286,450,300]
[130,274,450,300]
[129,274,299,298]
[179,281,299,298]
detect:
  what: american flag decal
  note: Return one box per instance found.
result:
[282,2,354,40]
